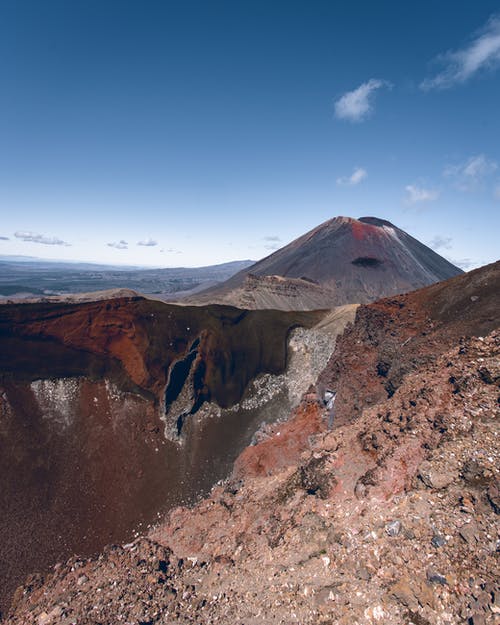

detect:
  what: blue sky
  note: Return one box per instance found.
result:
[0,1,499,268]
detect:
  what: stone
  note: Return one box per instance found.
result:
[390,578,418,611]
[386,520,402,537]
[431,534,446,548]
[426,570,448,585]
[412,582,436,610]
[356,566,372,581]
[314,586,337,606]
[48,606,63,619]
[418,462,455,489]
[364,605,385,621]
[459,524,479,544]
[486,481,500,514]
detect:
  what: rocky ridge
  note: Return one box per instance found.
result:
[191,274,338,311]
[5,262,499,624]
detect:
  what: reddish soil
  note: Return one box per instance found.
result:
[319,260,500,428]
[351,218,378,241]
[5,261,499,625]
[0,298,324,614]
[0,297,322,402]
[234,395,324,479]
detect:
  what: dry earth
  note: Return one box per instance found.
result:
[4,263,500,624]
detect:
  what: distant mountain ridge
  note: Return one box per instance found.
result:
[0,258,255,299]
[186,216,463,309]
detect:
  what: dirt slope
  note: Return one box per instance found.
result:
[1,297,332,614]
[5,261,499,624]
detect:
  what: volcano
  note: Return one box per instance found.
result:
[186,216,463,309]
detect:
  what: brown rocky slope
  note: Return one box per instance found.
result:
[1,298,334,615]
[5,261,499,624]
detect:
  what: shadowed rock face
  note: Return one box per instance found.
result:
[188,216,463,309]
[0,298,322,404]
[0,297,324,613]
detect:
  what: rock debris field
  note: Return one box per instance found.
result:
[4,262,500,624]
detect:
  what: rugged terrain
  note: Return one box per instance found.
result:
[191,274,338,311]
[5,261,499,624]
[0,296,355,615]
[187,216,462,310]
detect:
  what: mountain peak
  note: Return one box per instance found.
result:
[358,216,397,228]
[187,216,463,309]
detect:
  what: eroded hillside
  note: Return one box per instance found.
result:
[1,297,355,614]
[5,262,499,624]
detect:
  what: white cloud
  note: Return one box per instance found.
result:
[428,235,452,251]
[334,79,391,122]
[107,240,128,250]
[0,236,9,240]
[263,235,282,250]
[137,238,158,247]
[405,185,440,204]
[263,235,281,242]
[448,257,476,271]
[336,167,367,186]
[444,154,498,190]
[14,231,71,246]
[421,14,500,90]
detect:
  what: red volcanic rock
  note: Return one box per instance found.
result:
[0,297,324,614]
[351,217,376,240]
[318,260,500,429]
[4,263,500,624]
[233,395,324,478]
[0,298,323,402]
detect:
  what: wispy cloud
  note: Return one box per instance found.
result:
[14,231,71,246]
[137,238,158,247]
[334,79,391,122]
[405,185,439,204]
[263,235,281,242]
[263,235,282,251]
[160,248,182,254]
[444,154,498,190]
[0,236,9,240]
[107,240,128,250]
[336,167,367,186]
[449,257,476,271]
[428,235,452,250]
[421,14,500,90]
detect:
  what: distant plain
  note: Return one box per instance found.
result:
[0,257,254,300]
